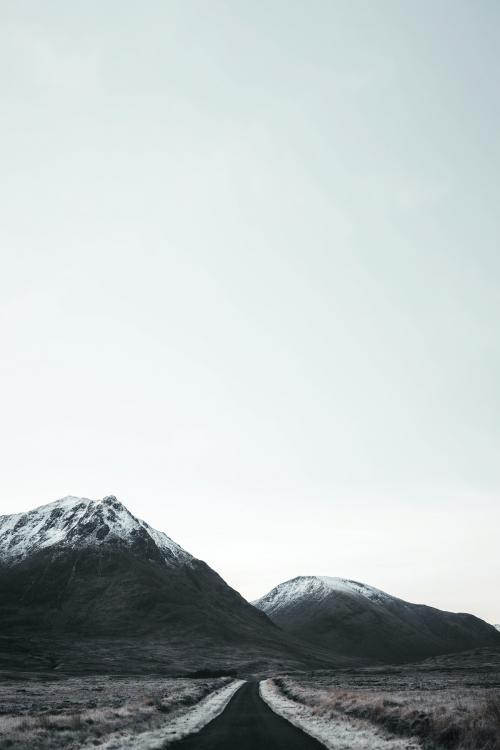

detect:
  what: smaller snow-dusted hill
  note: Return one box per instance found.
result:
[495,624,500,632]
[253,576,500,664]
[254,576,391,617]
[0,495,191,566]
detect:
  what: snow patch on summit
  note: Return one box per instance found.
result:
[0,495,192,566]
[253,575,393,617]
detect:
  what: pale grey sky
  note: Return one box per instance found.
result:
[1,1,499,623]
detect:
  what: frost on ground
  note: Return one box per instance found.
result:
[260,679,420,750]
[0,675,242,750]
[84,679,245,749]
[263,654,500,750]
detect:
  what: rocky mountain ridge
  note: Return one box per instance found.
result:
[0,495,191,566]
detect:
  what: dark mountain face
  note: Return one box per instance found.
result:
[253,576,500,664]
[0,545,265,638]
[0,497,341,675]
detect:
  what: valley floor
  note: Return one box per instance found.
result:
[0,648,498,750]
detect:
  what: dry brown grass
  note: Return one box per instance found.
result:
[0,676,228,750]
[275,677,500,750]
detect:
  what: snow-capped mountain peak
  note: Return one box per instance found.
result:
[0,495,192,566]
[253,575,392,616]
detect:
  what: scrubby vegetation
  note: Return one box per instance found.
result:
[0,675,229,749]
[273,654,500,750]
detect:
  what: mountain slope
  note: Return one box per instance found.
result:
[0,497,340,674]
[0,495,191,566]
[253,576,500,663]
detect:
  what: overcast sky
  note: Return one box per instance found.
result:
[1,1,499,623]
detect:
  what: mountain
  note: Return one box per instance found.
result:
[495,624,500,632]
[253,576,500,663]
[0,495,192,567]
[0,496,340,675]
